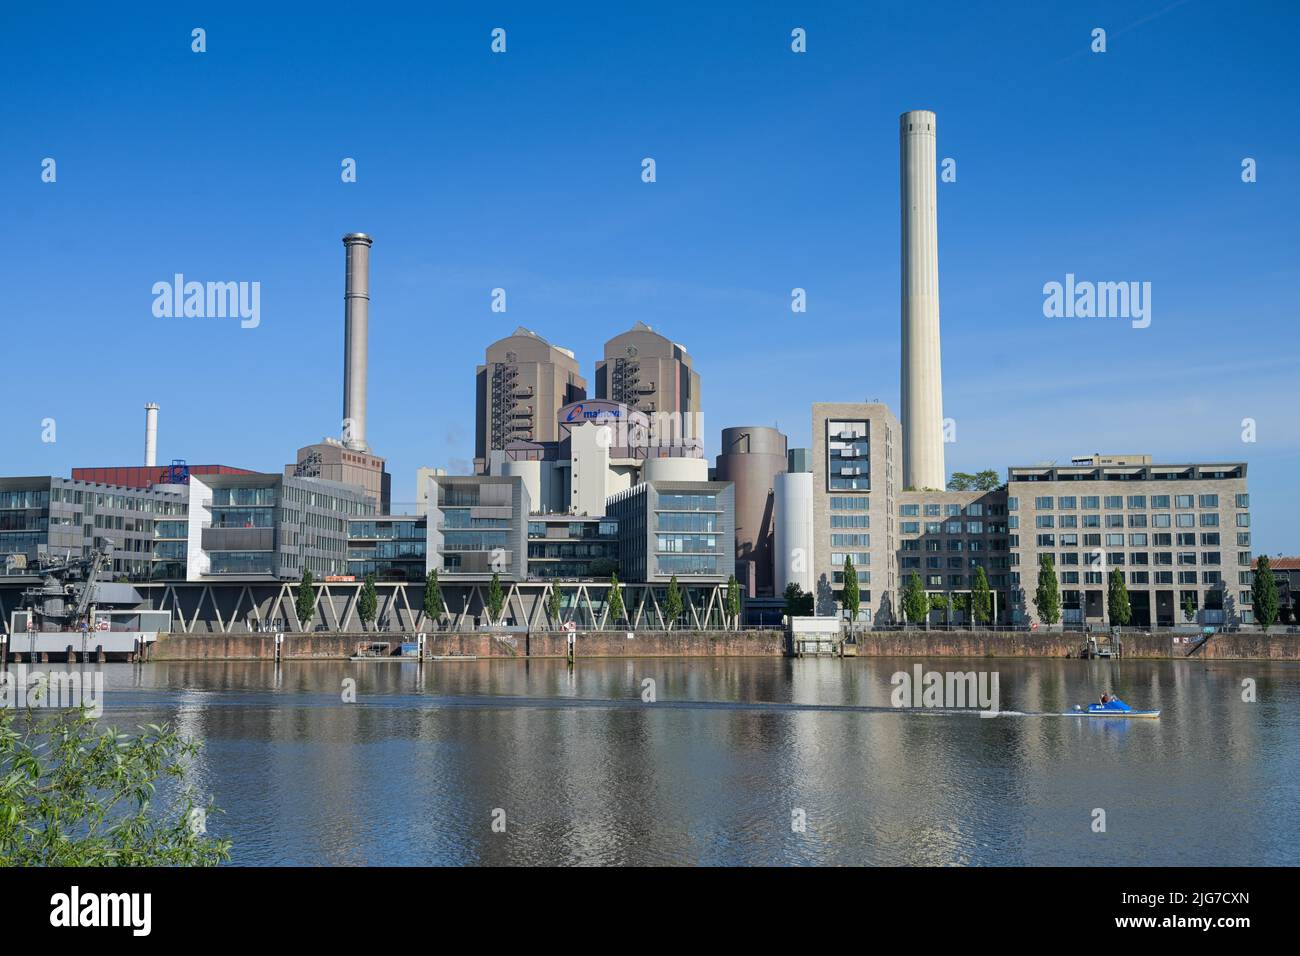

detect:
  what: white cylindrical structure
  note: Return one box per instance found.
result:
[900,110,945,491]
[642,456,708,484]
[342,233,372,451]
[502,459,543,512]
[774,471,814,595]
[144,403,159,467]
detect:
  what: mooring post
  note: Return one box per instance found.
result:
[275,631,284,663]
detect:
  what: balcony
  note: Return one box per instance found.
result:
[201,526,275,552]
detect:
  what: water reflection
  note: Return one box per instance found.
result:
[81,657,1300,866]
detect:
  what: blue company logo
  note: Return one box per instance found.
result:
[565,403,621,423]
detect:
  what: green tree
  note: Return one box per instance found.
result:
[357,573,378,631]
[1033,554,1061,625]
[422,569,443,627]
[486,572,505,625]
[783,582,803,618]
[946,469,1002,492]
[663,575,683,630]
[841,556,860,624]
[1183,593,1196,623]
[1252,556,1279,630]
[902,571,929,625]
[1107,567,1132,627]
[607,573,625,624]
[0,707,231,866]
[971,566,993,626]
[295,569,316,629]
[928,592,950,626]
[726,574,742,628]
[547,582,563,627]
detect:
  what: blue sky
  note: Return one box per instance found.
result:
[2,1,1297,552]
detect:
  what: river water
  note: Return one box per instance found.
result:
[77,657,1300,865]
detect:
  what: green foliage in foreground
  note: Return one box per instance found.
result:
[0,707,230,866]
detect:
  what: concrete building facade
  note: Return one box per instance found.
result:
[1006,461,1251,627]
[811,403,900,622]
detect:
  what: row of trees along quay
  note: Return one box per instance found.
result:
[1023,553,1283,629]
[286,556,1286,632]
[289,570,749,630]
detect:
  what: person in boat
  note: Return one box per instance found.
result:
[1099,692,1111,705]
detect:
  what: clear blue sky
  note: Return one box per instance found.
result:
[2,1,1297,552]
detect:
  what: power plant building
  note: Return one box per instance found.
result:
[475,328,587,474]
[596,322,702,449]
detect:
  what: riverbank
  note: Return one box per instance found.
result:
[139,628,1300,661]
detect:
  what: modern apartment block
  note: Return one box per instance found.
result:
[0,476,188,582]
[595,322,702,447]
[426,475,530,581]
[527,514,620,580]
[475,327,587,474]
[1005,461,1252,626]
[185,473,375,581]
[810,403,899,622]
[896,488,1012,622]
[348,516,428,583]
[606,480,735,583]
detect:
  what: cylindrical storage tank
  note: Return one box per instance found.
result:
[774,471,814,596]
[502,459,542,512]
[715,426,788,597]
[642,456,709,483]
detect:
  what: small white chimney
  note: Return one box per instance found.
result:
[144,403,159,467]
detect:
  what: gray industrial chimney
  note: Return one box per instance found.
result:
[899,110,946,491]
[144,403,159,467]
[342,233,372,451]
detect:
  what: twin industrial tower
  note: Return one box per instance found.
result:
[327,110,947,489]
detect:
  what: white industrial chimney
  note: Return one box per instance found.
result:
[342,233,372,452]
[899,110,946,491]
[144,403,159,467]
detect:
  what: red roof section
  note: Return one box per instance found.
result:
[71,465,257,488]
[1253,556,1300,571]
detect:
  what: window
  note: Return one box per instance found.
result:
[1082,496,1099,509]
[1200,513,1219,527]
[901,521,919,534]
[1152,514,1171,527]
[1105,533,1124,546]
[1006,497,1018,510]
[832,497,871,511]
[1235,513,1250,527]
[1104,496,1123,509]
[1176,513,1195,528]
[1235,494,1249,508]
[1128,495,1146,508]
[1035,496,1054,509]
[900,504,919,516]
[1199,494,1218,508]
[1151,495,1170,508]
[1059,496,1077,509]
[1175,495,1194,508]
[1129,533,1148,546]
